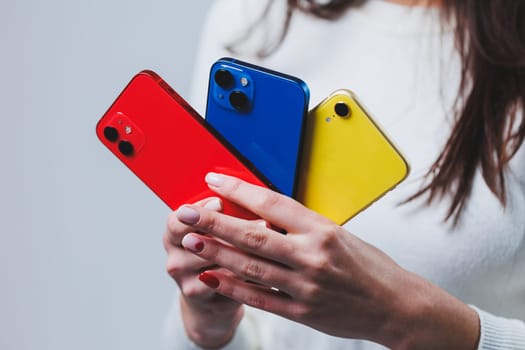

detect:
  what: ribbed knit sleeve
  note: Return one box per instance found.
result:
[470,306,525,350]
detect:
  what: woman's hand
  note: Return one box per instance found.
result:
[163,197,244,348]
[175,172,480,350]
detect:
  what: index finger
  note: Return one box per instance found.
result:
[176,205,297,268]
[204,172,331,233]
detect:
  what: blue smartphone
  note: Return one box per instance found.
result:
[205,57,310,197]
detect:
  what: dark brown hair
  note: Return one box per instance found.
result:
[232,0,525,225]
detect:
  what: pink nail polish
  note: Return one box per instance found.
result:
[203,198,222,211]
[181,234,204,252]
[205,172,224,187]
[176,206,200,224]
[199,272,220,289]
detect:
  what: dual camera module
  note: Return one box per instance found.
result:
[103,126,134,156]
[214,69,250,112]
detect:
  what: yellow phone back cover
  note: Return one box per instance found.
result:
[297,90,410,225]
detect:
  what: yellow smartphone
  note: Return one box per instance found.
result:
[297,89,410,225]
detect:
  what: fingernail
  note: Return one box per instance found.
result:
[199,271,220,289]
[256,220,269,228]
[181,234,204,252]
[203,198,222,211]
[205,172,225,187]
[176,206,200,224]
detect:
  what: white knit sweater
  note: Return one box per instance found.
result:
[164,1,525,349]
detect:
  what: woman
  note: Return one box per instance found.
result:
[163,0,525,349]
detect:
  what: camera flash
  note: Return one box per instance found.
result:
[325,117,331,122]
[125,126,132,134]
[240,77,249,87]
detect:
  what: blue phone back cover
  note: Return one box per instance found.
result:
[205,58,309,197]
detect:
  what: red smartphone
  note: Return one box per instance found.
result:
[96,70,273,219]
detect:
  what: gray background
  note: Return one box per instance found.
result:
[1,1,213,349]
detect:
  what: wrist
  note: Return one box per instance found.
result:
[383,272,480,350]
[180,295,244,349]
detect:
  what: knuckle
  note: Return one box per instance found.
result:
[280,239,295,257]
[223,176,242,197]
[243,293,267,309]
[162,231,184,250]
[242,228,268,250]
[181,283,202,299]
[318,224,340,249]
[309,255,331,276]
[301,282,322,301]
[226,283,267,310]
[165,251,193,281]
[199,212,219,235]
[167,211,183,234]
[289,303,313,321]
[241,260,265,281]
[253,191,281,211]
[166,259,182,280]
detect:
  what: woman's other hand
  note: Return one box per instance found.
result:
[163,197,243,348]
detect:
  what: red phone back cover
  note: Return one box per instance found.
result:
[96,70,271,219]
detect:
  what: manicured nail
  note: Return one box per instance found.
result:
[199,271,220,289]
[176,206,200,224]
[205,172,225,187]
[203,198,222,211]
[181,234,204,252]
[256,220,269,228]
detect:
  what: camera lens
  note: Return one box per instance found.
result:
[214,69,234,89]
[118,140,134,156]
[229,91,249,112]
[103,126,119,142]
[334,102,350,117]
